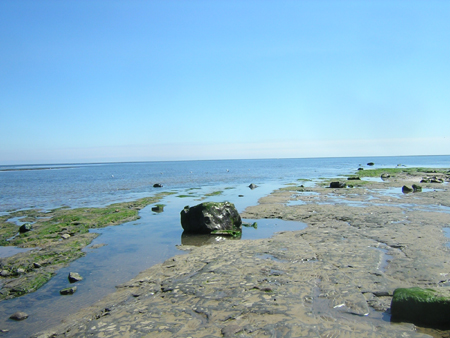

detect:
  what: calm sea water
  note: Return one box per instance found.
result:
[2,156,449,213]
[0,156,449,337]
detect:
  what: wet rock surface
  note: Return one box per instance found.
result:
[36,169,450,338]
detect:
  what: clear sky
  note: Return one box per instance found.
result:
[1,0,449,164]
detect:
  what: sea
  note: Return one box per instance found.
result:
[0,155,449,337]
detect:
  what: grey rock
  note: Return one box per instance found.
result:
[180,201,242,234]
[68,272,83,283]
[60,286,77,295]
[248,183,258,189]
[0,270,11,277]
[153,183,163,188]
[10,311,29,321]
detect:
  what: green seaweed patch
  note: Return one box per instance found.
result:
[353,167,447,178]
[177,195,193,198]
[205,191,223,197]
[0,191,174,300]
[211,229,242,237]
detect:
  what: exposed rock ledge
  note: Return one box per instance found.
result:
[35,169,450,338]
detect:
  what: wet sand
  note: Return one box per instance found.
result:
[34,169,450,337]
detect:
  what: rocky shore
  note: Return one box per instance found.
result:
[33,168,450,337]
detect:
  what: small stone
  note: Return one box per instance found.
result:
[61,234,71,239]
[60,286,77,295]
[412,184,422,192]
[33,262,42,268]
[330,181,346,188]
[0,270,11,277]
[68,272,83,283]
[16,268,25,274]
[19,223,32,233]
[402,186,413,193]
[10,311,29,321]
[248,183,257,189]
[153,183,163,188]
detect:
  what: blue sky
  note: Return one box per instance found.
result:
[1,0,449,164]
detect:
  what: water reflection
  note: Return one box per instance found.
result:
[181,232,241,246]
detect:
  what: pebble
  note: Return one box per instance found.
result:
[10,311,29,321]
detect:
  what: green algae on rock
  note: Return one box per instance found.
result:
[0,192,174,301]
[391,287,450,326]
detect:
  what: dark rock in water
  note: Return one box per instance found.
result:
[381,173,390,179]
[412,184,422,192]
[357,168,364,171]
[367,162,375,166]
[68,272,83,283]
[153,183,163,188]
[19,223,32,233]
[10,311,28,321]
[248,183,257,189]
[330,182,346,188]
[391,287,450,326]
[402,186,413,193]
[180,202,242,234]
[151,205,164,213]
[60,286,77,295]
[347,177,361,181]
[238,195,244,197]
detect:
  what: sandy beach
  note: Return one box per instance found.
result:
[32,168,450,338]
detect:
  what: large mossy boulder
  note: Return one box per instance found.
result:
[180,202,242,235]
[391,287,450,326]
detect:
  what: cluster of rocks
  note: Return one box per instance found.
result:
[402,184,422,193]
[420,176,446,183]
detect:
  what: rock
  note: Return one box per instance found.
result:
[180,202,242,234]
[9,311,29,321]
[347,177,361,180]
[16,268,25,274]
[61,234,71,239]
[329,182,346,188]
[221,324,243,337]
[60,286,77,295]
[68,272,83,283]
[391,287,450,326]
[0,270,11,277]
[153,183,163,188]
[248,183,257,189]
[357,168,364,171]
[402,186,413,193]
[431,177,444,183]
[19,223,32,233]
[367,162,375,166]
[412,184,422,192]
[33,262,42,268]
[381,173,390,179]
[151,205,164,213]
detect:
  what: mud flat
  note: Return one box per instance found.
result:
[34,168,450,338]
